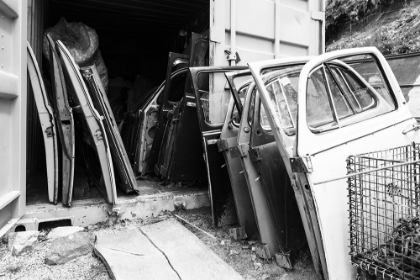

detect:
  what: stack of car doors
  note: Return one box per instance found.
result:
[120,52,189,177]
[28,37,141,206]
[150,33,209,181]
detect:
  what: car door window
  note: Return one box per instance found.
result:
[307,56,396,133]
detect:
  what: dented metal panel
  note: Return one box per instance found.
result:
[27,44,59,204]
[81,65,138,193]
[56,41,117,205]
[46,35,75,206]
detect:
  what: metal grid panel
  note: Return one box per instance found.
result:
[348,143,420,279]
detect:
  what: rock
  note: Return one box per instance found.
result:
[254,262,262,270]
[8,231,39,256]
[45,232,91,265]
[47,226,84,240]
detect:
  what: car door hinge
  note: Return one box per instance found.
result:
[250,148,262,163]
[311,11,325,22]
[217,139,229,152]
[238,143,249,158]
[290,156,313,173]
[45,126,54,137]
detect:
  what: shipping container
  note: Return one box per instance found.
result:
[0,0,325,237]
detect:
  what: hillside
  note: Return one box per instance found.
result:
[326,0,420,54]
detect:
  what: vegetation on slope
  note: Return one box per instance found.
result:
[326,0,420,54]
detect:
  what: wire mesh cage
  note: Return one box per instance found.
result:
[348,142,420,280]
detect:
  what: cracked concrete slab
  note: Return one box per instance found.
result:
[141,219,243,280]
[94,219,243,280]
[94,228,180,280]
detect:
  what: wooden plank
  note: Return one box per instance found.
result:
[94,228,180,280]
[140,219,244,280]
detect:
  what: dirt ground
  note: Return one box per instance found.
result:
[0,207,319,280]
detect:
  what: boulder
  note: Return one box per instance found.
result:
[45,232,91,265]
[8,230,39,256]
[47,226,84,240]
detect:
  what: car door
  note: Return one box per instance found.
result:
[57,41,117,205]
[153,33,208,178]
[81,65,138,193]
[27,44,59,204]
[0,0,26,237]
[190,66,247,226]
[219,70,258,238]
[251,47,418,279]
[46,35,75,206]
[249,88,306,260]
[145,52,189,175]
[236,82,279,257]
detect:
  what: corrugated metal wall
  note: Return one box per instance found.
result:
[26,0,48,177]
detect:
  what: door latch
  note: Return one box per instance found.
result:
[290,156,313,173]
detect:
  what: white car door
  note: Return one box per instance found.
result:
[250,47,420,279]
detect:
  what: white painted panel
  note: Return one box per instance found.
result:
[0,0,26,236]
[212,0,324,67]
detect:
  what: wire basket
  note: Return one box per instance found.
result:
[348,143,420,280]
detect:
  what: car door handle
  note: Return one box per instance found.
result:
[402,123,420,134]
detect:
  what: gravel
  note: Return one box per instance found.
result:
[0,208,320,280]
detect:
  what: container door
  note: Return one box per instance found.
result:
[219,70,258,238]
[210,0,324,68]
[0,0,27,237]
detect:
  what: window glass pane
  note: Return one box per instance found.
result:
[330,68,360,112]
[231,85,248,126]
[325,69,353,119]
[260,103,271,130]
[267,80,293,128]
[306,68,335,128]
[344,54,396,109]
[197,72,230,125]
[247,88,256,126]
[340,70,375,109]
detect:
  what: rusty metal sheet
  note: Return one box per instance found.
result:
[27,44,59,205]
[81,65,138,193]
[57,41,117,205]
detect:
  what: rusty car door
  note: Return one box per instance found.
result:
[154,33,210,180]
[236,82,279,257]
[81,65,138,193]
[144,52,189,175]
[57,41,117,205]
[249,79,306,265]
[46,35,75,206]
[250,47,419,279]
[189,66,247,225]
[27,44,59,204]
[218,70,258,238]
